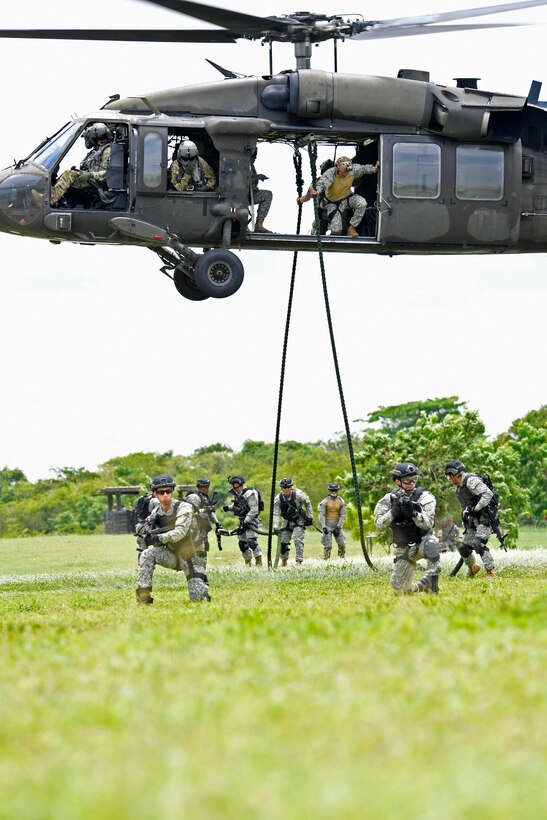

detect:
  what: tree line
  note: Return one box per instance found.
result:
[0,398,545,542]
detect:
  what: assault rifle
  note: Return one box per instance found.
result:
[450,507,508,577]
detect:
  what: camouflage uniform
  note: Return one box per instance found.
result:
[225,486,263,564]
[135,494,160,553]
[251,162,273,221]
[374,488,442,594]
[185,489,220,555]
[314,163,378,235]
[51,144,111,205]
[318,494,347,558]
[456,473,496,573]
[169,157,216,191]
[137,499,209,602]
[440,519,460,552]
[273,488,313,564]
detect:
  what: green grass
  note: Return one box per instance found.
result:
[0,533,546,820]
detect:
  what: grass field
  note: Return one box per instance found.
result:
[0,531,546,820]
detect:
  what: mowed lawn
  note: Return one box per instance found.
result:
[0,532,546,820]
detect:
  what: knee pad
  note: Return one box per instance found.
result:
[422,536,440,560]
[458,544,473,559]
[238,540,248,554]
[247,538,258,551]
[472,536,488,556]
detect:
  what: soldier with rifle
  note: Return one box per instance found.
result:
[374,462,441,594]
[444,461,498,579]
[223,475,264,566]
[186,477,221,559]
[135,474,210,604]
[272,477,314,566]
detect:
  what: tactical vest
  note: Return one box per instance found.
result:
[230,487,251,518]
[153,500,196,560]
[81,144,109,173]
[456,475,480,509]
[279,491,302,522]
[325,496,343,520]
[391,488,427,547]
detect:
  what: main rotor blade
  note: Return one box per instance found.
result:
[354,22,520,40]
[137,0,292,34]
[365,0,547,31]
[0,28,239,42]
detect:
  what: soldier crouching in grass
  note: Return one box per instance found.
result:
[136,474,210,604]
[374,462,441,595]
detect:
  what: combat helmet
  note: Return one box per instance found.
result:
[392,462,419,481]
[150,474,176,491]
[83,122,111,149]
[328,482,340,492]
[177,139,198,163]
[228,475,245,486]
[280,477,293,488]
[444,460,466,476]
[196,477,211,488]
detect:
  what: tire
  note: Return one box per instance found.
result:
[173,268,209,301]
[193,249,244,298]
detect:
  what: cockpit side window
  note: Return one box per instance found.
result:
[27,122,81,171]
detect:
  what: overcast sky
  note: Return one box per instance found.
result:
[1,0,546,481]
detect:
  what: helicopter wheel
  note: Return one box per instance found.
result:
[173,268,209,301]
[193,249,244,298]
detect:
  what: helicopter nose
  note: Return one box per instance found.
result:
[0,169,46,233]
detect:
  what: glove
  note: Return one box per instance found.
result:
[77,170,92,183]
[466,504,475,515]
[303,515,314,526]
[256,173,268,181]
[399,496,414,516]
[273,527,280,536]
[323,527,329,535]
[333,527,340,537]
[411,502,422,514]
[222,505,230,512]
[391,500,403,519]
[143,532,160,546]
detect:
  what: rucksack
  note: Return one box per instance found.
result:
[463,474,500,519]
[230,486,265,516]
[255,488,265,513]
[131,493,153,532]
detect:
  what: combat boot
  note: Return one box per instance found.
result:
[467,563,481,578]
[244,558,252,567]
[280,555,288,567]
[296,558,303,565]
[347,225,359,237]
[338,550,346,558]
[31,190,44,207]
[323,549,331,560]
[136,587,153,604]
[429,576,439,595]
[254,218,273,234]
[486,569,496,579]
[255,555,263,566]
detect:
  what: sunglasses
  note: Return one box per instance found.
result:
[156,488,173,496]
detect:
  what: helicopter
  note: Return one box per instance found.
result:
[1,0,547,301]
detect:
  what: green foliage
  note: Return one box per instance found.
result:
[364,395,466,435]
[498,405,547,524]
[0,466,28,503]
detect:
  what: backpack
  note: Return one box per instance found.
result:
[131,493,153,532]
[255,488,265,513]
[463,474,500,519]
[231,486,265,516]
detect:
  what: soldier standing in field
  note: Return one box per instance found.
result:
[444,460,496,578]
[186,477,221,559]
[374,462,441,594]
[439,516,460,552]
[318,482,347,559]
[136,474,210,604]
[223,475,264,566]
[273,478,314,566]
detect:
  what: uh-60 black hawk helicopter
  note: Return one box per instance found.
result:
[1,0,547,301]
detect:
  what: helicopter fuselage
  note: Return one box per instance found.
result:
[0,69,546,297]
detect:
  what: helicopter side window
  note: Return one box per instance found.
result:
[26,122,81,171]
[392,143,441,199]
[455,145,504,201]
[142,133,163,189]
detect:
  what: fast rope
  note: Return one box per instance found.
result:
[267,147,304,568]
[267,142,375,570]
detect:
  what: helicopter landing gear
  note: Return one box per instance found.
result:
[193,249,244,298]
[173,267,209,301]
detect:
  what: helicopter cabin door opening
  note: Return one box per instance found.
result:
[377,135,521,247]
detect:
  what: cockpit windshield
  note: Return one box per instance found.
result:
[26,122,81,171]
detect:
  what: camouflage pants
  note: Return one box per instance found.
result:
[321,520,346,557]
[325,194,367,235]
[391,539,441,594]
[51,169,92,205]
[137,544,209,601]
[460,522,495,572]
[252,187,273,220]
[239,522,263,563]
[280,521,306,562]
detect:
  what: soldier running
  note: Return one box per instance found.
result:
[444,460,496,579]
[223,475,264,566]
[273,478,313,566]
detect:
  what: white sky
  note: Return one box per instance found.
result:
[1,0,546,481]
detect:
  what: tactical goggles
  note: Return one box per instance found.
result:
[156,488,173,495]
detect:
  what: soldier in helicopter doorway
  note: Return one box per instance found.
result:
[374,463,441,594]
